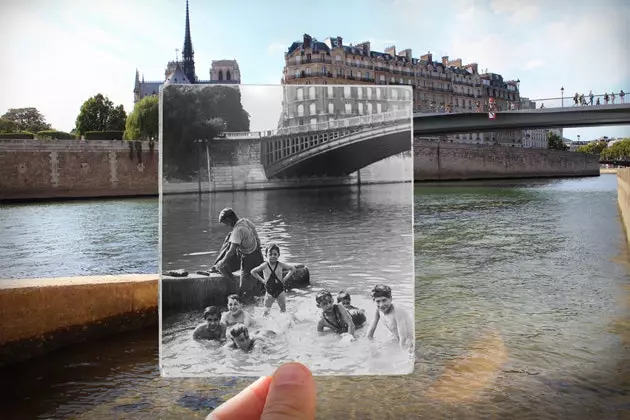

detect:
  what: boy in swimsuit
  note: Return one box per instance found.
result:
[224,323,276,352]
[251,243,296,315]
[221,294,253,328]
[315,290,356,339]
[193,306,227,342]
[366,284,414,354]
[337,291,367,328]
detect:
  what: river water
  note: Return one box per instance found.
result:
[160,184,414,377]
[1,175,629,419]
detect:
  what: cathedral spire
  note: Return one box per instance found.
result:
[182,0,196,83]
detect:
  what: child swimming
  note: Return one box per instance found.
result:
[315,290,356,339]
[221,294,253,328]
[225,323,277,352]
[337,291,367,328]
[366,284,414,353]
[193,306,227,342]
[251,243,296,315]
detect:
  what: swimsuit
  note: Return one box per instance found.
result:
[321,304,349,334]
[265,261,285,299]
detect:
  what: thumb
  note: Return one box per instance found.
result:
[261,362,316,420]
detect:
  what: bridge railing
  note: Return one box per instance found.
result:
[412,90,628,115]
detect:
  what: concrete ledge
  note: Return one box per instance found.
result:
[0,274,158,367]
[617,169,630,246]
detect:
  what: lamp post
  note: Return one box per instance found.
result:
[577,134,581,143]
[561,86,565,107]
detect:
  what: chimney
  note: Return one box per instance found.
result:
[336,36,343,47]
[303,34,312,48]
[467,63,478,73]
[442,56,449,66]
[420,52,433,63]
[453,58,462,67]
[399,49,413,60]
[384,46,396,57]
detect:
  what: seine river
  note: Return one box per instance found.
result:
[1,175,629,419]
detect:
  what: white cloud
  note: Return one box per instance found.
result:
[489,0,540,23]
[267,42,288,56]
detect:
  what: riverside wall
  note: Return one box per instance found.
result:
[617,169,630,246]
[414,139,600,181]
[0,275,157,367]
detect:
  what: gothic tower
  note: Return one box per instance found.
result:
[182,0,196,83]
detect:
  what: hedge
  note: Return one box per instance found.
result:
[0,132,35,139]
[36,130,76,140]
[84,131,125,140]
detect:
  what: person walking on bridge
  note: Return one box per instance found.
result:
[214,208,265,304]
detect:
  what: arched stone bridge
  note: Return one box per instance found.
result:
[216,110,412,178]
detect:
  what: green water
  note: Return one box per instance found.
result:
[1,175,629,419]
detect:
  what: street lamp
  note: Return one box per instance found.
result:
[561,86,564,107]
[577,134,581,143]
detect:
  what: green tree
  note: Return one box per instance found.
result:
[1,107,51,132]
[601,138,630,161]
[162,85,250,180]
[548,131,569,151]
[124,95,159,141]
[75,93,127,135]
[0,117,17,133]
[576,140,607,155]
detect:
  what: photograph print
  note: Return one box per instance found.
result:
[159,82,415,377]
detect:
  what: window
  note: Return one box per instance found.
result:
[295,70,300,79]
[357,71,362,80]
[358,103,364,114]
[310,118,317,125]
[377,103,382,113]
[392,89,398,100]
[345,102,352,114]
[377,88,382,99]
[380,75,385,82]
[335,55,341,62]
[357,88,363,99]
[306,68,312,76]
[226,70,231,80]
[327,86,334,97]
[344,86,351,98]
[297,104,304,116]
[367,88,373,99]
[295,56,301,64]
[367,102,373,113]
[296,88,303,101]
[399,78,403,84]
[328,102,334,113]
[309,103,316,115]
[308,86,316,99]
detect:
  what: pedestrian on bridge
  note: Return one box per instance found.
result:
[589,90,594,105]
[621,90,626,104]
[611,92,616,104]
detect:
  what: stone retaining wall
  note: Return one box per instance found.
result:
[617,168,630,246]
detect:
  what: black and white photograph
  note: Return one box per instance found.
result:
[159,82,415,377]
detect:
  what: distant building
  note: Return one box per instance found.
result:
[133,1,240,104]
[280,34,523,146]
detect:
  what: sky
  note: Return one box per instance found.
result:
[1,0,629,140]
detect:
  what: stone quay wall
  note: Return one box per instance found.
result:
[414,139,600,181]
[617,169,630,246]
[0,275,157,367]
[0,139,158,202]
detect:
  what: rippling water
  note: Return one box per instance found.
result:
[161,184,415,377]
[2,175,630,419]
[0,198,158,279]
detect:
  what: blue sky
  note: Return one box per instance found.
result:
[2,0,629,140]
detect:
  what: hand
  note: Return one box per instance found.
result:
[206,362,316,420]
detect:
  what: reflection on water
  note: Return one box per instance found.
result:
[1,176,630,419]
[161,184,414,377]
[0,198,157,279]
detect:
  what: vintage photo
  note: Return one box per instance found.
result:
[159,82,415,377]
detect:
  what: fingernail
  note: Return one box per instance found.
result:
[273,363,309,386]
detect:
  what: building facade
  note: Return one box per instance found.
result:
[280,34,525,146]
[133,1,240,103]
[279,84,412,128]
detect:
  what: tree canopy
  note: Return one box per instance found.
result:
[576,140,608,155]
[547,131,568,151]
[162,85,250,180]
[124,95,159,141]
[1,107,51,133]
[75,93,127,135]
[600,138,630,161]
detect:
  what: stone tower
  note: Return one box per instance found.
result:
[181,0,196,83]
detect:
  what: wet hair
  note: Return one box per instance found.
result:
[218,208,238,225]
[337,291,351,303]
[227,294,240,303]
[266,243,280,256]
[316,290,333,304]
[371,284,392,299]
[228,323,249,340]
[203,306,220,320]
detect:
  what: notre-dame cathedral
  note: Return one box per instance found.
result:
[133,0,241,103]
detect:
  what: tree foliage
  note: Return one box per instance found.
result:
[547,131,568,151]
[600,138,630,161]
[1,107,51,133]
[124,95,159,141]
[162,85,250,180]
[36,130,75,140]
[576,140,607,155]
[75,93,127,135]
